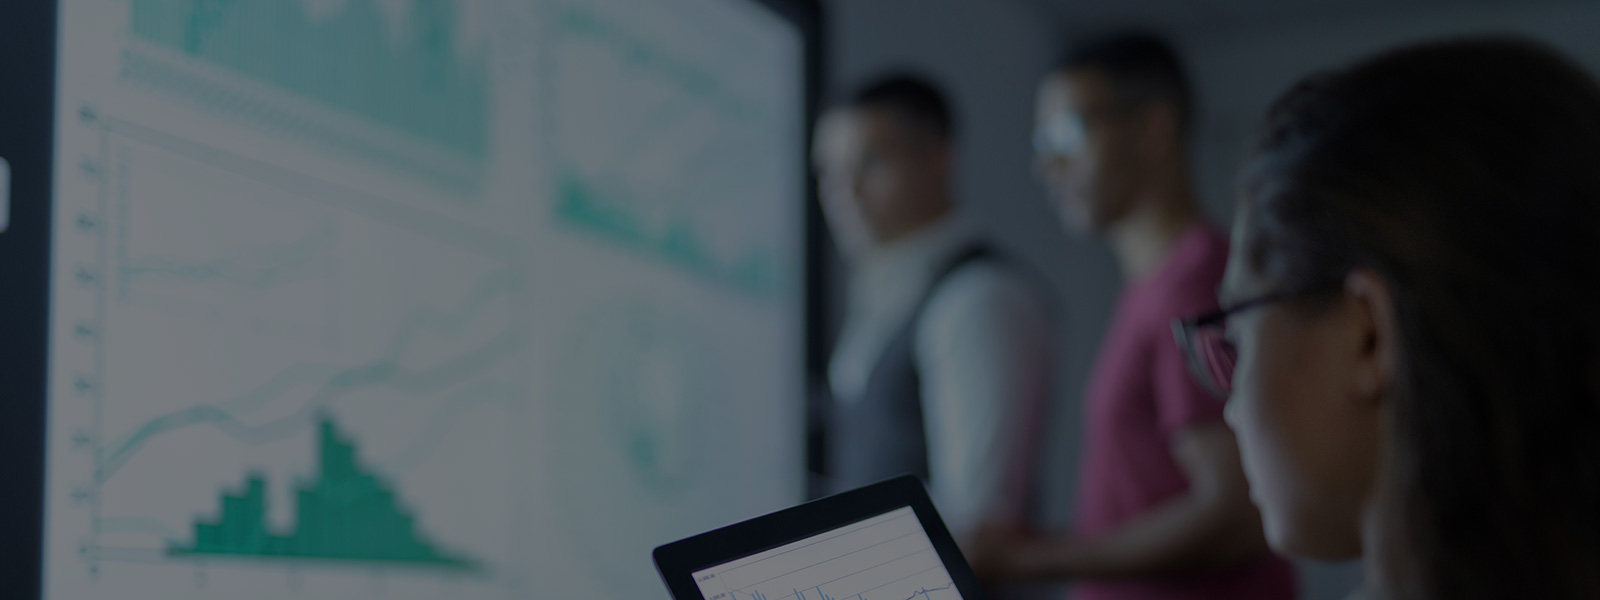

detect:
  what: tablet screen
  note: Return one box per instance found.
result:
[691,507,964,600]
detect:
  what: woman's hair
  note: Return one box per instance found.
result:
[1242,38,1600,598]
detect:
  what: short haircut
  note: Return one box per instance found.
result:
[847,72,956,141]
[1059,31,1193,134]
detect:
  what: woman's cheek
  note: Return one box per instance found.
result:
[1227,375,1269,501]
[1229,340,1297,547]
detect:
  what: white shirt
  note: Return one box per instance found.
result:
[829,217,1056,534]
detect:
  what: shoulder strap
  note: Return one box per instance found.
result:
[906,241,999,335]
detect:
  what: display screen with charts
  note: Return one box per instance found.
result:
[0,0,819,599]
[654,476,983,600]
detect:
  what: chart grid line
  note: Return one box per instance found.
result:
[731,530,922,590]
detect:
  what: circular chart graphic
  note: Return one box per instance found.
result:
[544,300,723,595]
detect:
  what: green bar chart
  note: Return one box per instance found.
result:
[170,417,475,569]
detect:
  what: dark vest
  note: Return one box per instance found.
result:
[826,243,997,492]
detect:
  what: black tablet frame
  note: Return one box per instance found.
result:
[653,475,986,600]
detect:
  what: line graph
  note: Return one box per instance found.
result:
[109,131,342,334]
[45,0,809,596]
[542,0,797,298]
[730,581,956,600]
[92,123,526,482]
[120,225,337,290]
[94,329,524,483]
[55,88,527,589]
[694,508,964,600]
[94,263,524,483]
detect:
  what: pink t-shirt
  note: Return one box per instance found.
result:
[1071,225,1296,600]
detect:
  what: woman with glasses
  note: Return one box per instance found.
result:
[1175,37,1600,598]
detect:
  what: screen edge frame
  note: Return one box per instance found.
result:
[0,2,59,598]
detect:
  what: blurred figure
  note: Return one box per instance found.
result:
[1179,37,1600,599]
[812,74,1056,536]
[968,33,1294,599]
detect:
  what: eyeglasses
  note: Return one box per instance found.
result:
[1171,290,1316,400]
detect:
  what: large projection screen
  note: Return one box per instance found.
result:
[0,0,820,598]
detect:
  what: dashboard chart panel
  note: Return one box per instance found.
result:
[38,1,811,599]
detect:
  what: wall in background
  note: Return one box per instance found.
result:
[1181,0,1600,220]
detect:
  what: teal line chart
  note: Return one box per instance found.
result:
[700,509,961,600]
[732,580,958,600]
[376,379,522,474]
[553,4,766,121]
[551,4,778,217]
[118,225,338,292]
[120,0,490,192]
[540,0,793,299]
[93,268,526,484]
[89,378,517,550]
[64,108,527,574]
[86,113,519,262]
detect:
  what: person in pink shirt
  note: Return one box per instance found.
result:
[966,32,1294,599]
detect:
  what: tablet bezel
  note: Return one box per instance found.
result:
[653,475,986,600]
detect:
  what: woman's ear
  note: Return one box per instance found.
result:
[1344,269,1399,404]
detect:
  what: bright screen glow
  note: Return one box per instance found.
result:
[44,1,805,598]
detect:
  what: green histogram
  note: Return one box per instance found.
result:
[129,0,489,158]
[170,417,475,568]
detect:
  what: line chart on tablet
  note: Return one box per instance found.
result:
[694,508,963,600]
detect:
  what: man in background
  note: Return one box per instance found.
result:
[968,33,1295,599]
[811,73,1057,536]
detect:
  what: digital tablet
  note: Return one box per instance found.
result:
[654,475,984,600]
